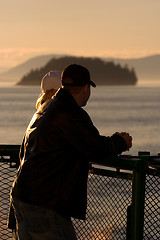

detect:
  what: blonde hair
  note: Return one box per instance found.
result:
[36,89,57,110]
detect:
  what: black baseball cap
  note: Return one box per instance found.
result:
[62,64,96,87]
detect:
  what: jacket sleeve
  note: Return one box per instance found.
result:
[52,108,127,161]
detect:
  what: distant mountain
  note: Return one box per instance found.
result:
[0,67,9,74]
[17,56,137,86]
[106,54,160,81]
[0,54,160,85]
[0,54,61,84]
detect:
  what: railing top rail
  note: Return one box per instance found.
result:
[0,144,160,172]
[0,144,20,155]
[91,155,147,172]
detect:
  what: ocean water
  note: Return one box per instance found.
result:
[0,85,160,155]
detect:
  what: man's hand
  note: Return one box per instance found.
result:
[115,132,132,151]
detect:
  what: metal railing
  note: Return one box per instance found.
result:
[0,145,160,239]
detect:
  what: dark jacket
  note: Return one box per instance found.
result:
[11,88,127,219]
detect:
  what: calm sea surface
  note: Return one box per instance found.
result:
[0,85,160,155]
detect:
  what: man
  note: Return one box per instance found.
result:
[10,64,132,240]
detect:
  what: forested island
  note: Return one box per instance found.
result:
[17,56,137,86]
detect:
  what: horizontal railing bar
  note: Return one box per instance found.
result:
[0,144,160,175]
[0,144,20,154]
[146,167,160,177]
[90,165,132,180]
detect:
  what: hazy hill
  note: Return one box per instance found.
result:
[0,54,160,85]
[17,56,137,86]
[107,54,160,81]
[0,54,60,84]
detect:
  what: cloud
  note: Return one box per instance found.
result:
[95,49,160,59]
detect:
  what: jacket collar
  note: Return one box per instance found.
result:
[55,88,79,107]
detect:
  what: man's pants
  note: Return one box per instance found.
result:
[12,198,77,240]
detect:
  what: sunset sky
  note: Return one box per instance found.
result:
[1,0,160,70]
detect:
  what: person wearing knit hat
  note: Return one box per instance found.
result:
[36,71,61,109]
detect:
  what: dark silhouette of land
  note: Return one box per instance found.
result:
[1,54,160,85]
[17,56,137,86]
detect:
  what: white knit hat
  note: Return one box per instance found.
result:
[41,71,61,93]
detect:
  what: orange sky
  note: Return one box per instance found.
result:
[0,0,160,70]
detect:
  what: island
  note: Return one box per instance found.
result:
[17,56,137,86]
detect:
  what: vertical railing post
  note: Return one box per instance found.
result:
[130,154,148,240]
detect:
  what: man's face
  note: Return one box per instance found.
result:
[81,84,91,107]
